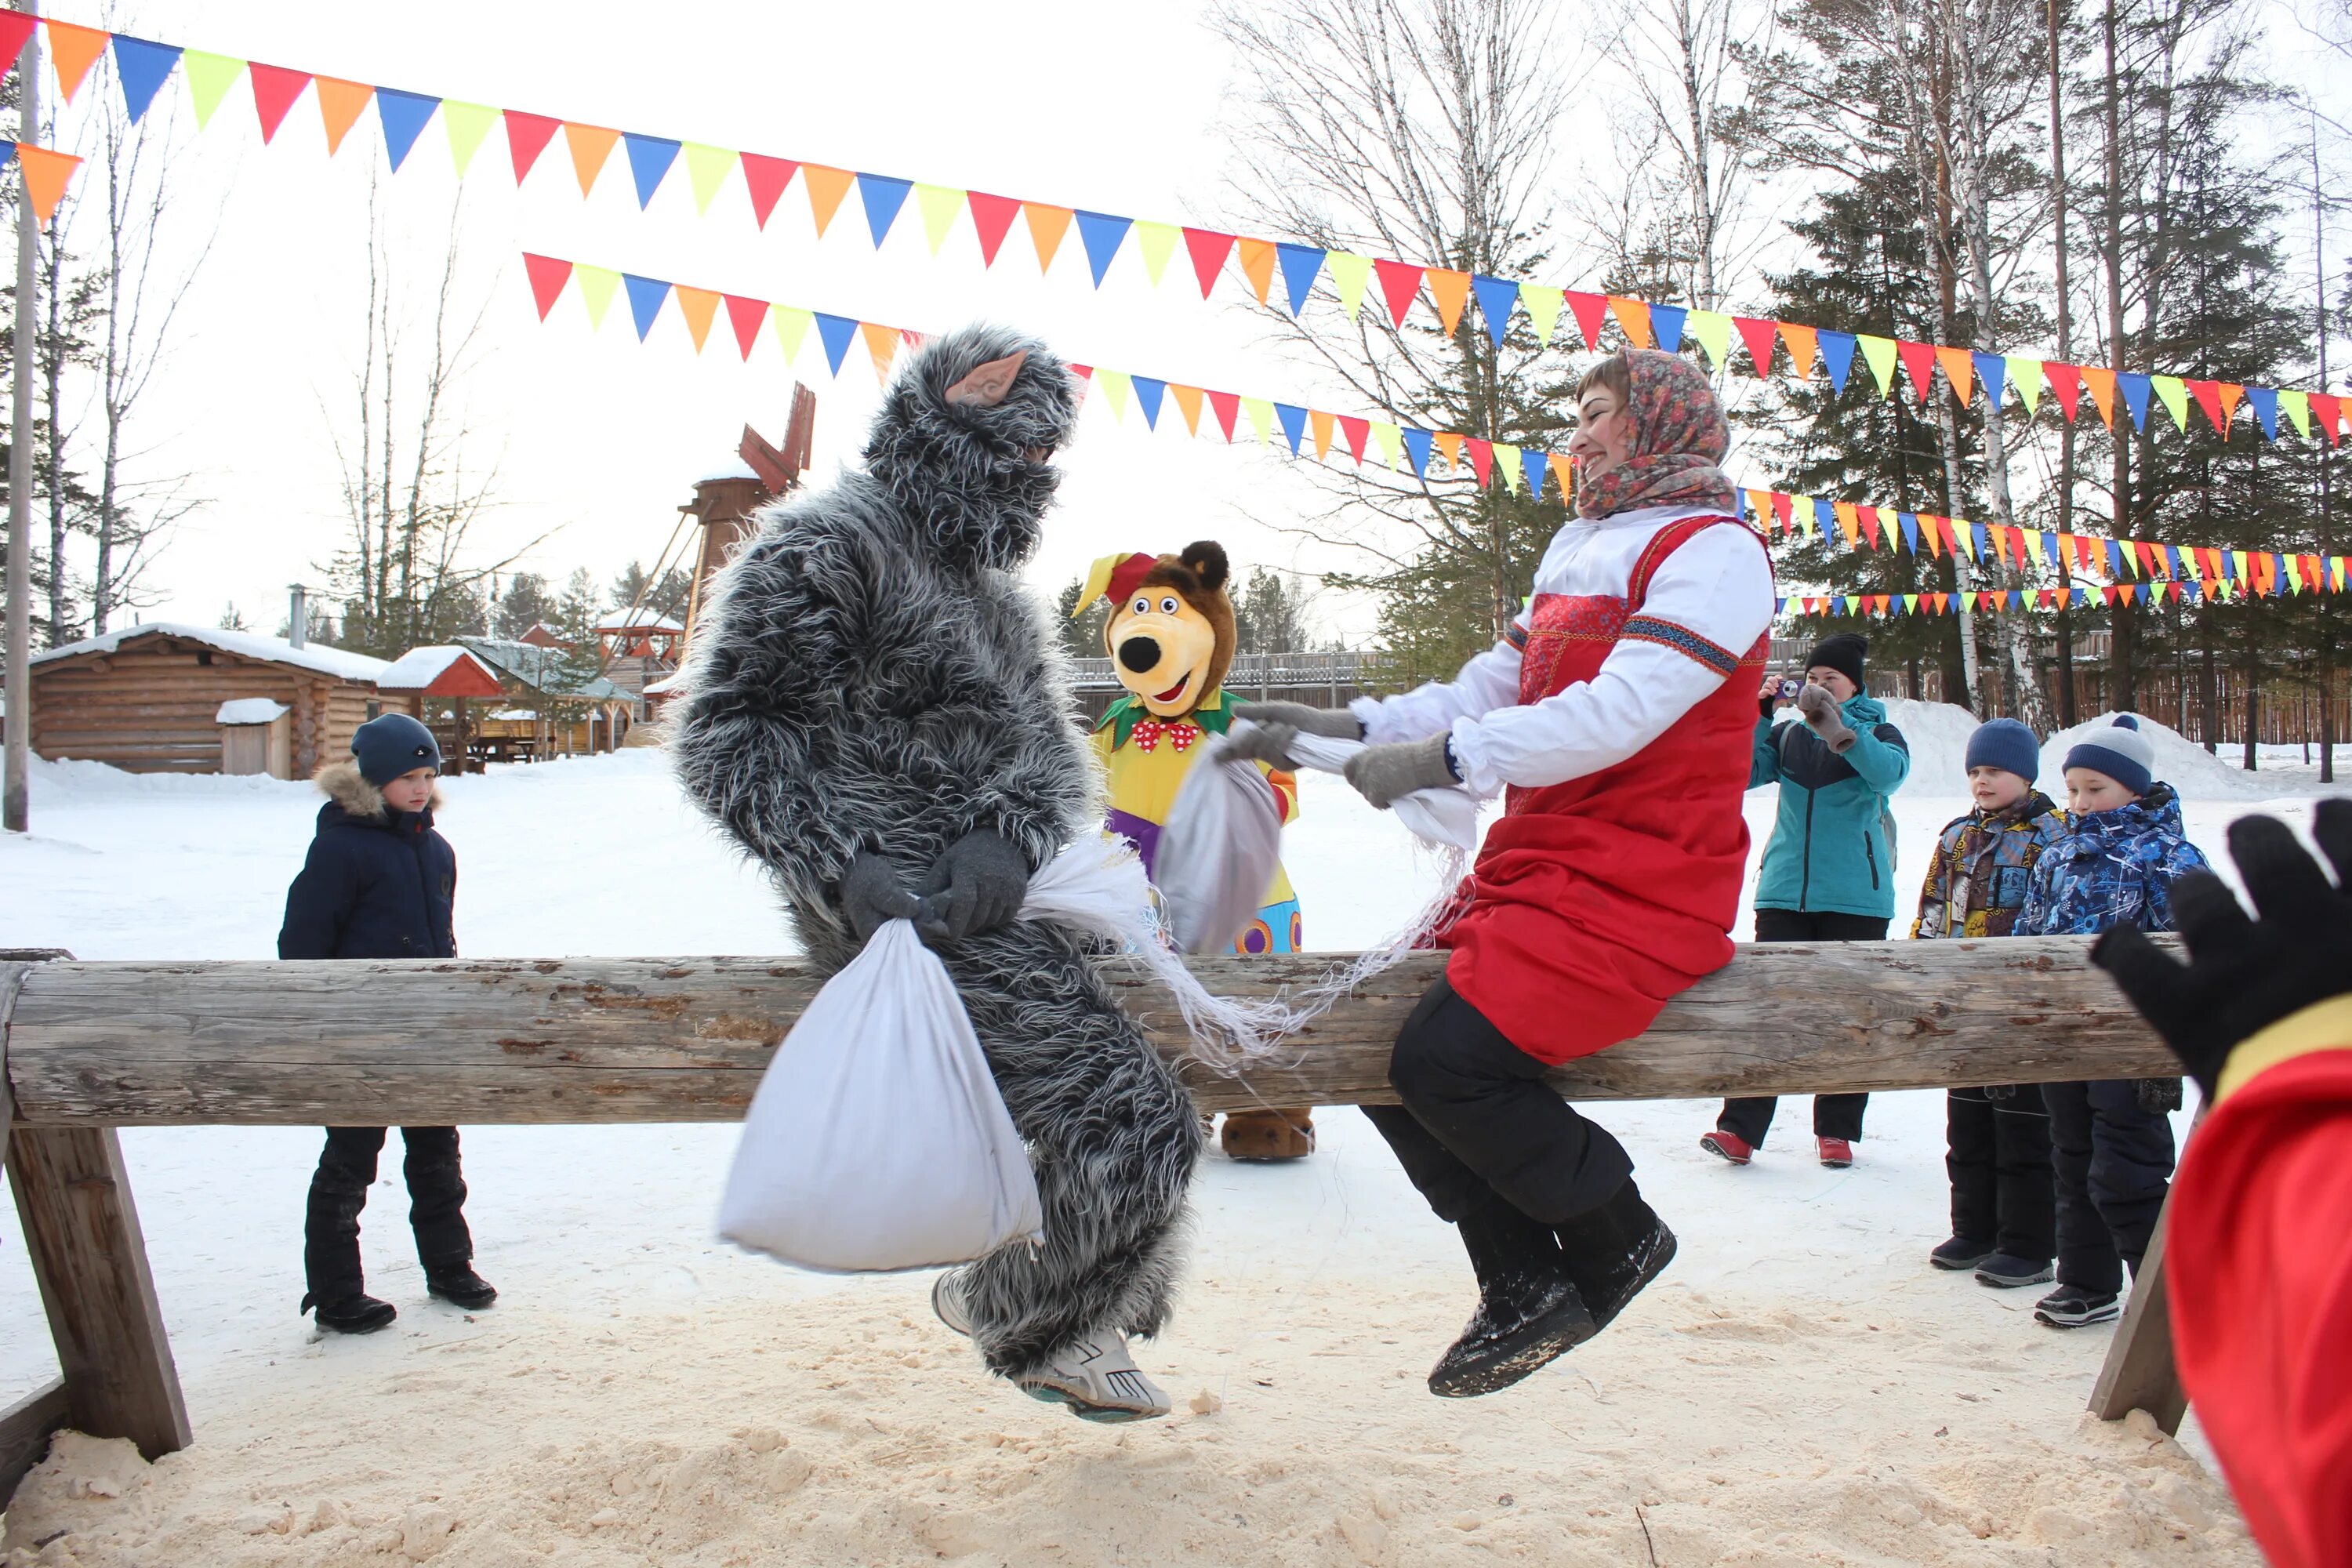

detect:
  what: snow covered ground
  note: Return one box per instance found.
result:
[0,708,2313,1566]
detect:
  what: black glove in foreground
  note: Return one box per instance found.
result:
[2092,800,2352,1101]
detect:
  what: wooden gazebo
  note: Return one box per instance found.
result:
[372,646,506,772]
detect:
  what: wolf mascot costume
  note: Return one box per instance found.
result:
[672,325,1199,1421]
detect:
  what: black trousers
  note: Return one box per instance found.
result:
[2045,1079,2174,1294]
[1946,1083,2055,1261]
[303,1125,474,1303]
[1360,975,1633,1226]
[1716,909,1889,1146]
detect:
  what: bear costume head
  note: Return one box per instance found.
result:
[1076,541,1236,719]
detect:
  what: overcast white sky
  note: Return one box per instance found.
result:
[32,0,2352,646]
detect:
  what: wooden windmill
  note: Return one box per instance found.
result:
[678,382,817,652]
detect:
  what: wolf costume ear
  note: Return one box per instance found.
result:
[944,350,1029,408]
[1179,540,1229,594]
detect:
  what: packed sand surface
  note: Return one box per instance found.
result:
[2,723,2316,1566]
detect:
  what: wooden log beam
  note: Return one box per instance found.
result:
[0,1380,69,1507]
[3,938,2173,1126]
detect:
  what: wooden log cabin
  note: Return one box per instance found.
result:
[27,624,409,779]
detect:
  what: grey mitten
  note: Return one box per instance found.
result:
[917,829,1029,942]
[1226,701,1364,770]
[1796,684,1857,753]
[839,850,924,941]
[1342,731,1459,810]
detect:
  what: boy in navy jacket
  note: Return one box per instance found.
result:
[280,713,496,1333]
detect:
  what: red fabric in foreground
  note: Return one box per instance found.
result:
[2168,1047,2352,1568]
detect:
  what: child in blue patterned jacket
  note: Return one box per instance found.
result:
[2016,716,2209,1330]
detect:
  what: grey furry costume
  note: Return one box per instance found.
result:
[672,324,1200,1377]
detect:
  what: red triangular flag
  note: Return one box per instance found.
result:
[1770,492,1795,534]
[2044,361,2082,421]
[1374,258,1425,327]
[739,154,798,230]
[2187,379,2227,435]
[2314,393,2343,446]
[1182,227,1236,298]
[1858,506,1882,550]
[1733,316,1780,377]
[1564,291,1609,350]
[1465,437,1494,486]
[1896,340,1937,404]
[0,16,32,73]
[248,64,312,143]
[521,253,572,321]
[503,111,561,183]
[723,294,768,360]
[1338,415,1370,463]
[1206,389,1240,441]
[967,191,1022,267]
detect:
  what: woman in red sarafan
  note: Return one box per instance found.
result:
[1232,348,1774,1398]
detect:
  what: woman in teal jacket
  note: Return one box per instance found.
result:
[1701,633,1910,1168]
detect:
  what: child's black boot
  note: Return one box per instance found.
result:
[426,1266,499,1310]
[1553,1178,1678,1330]
[307,1291,397,1334]
[1428,1198,1595,1398]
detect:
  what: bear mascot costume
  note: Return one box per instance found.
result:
[1077,541,1317,1161]
[671,325,1199,1422]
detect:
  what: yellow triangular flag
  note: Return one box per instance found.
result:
[1370,421,1402,470]
[913,183,964,253]
[2006,355,2043,415]
[1241,397,1274,444]
[1134,221,1181,286]
[682,143,739,215]
[182,52,247,131]
[1496,445,1523,494]
[771,306,812,363]
[574,265,621,328]
[1327,253,1372,321]
[441,102,499,177]
[1096,370,1131,421]
[1519,285,1564,347]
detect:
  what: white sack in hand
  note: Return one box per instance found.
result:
[1231,722,1482,852]
[1156,751,1284,953]
[719,920,1043,1272]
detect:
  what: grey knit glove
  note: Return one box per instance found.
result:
[1796,684,1857,753]
[917,829,1029,942]
[839,850,924,941]
[1226,701,1363,770]
[1343,732,1460,810]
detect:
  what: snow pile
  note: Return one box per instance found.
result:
[2043,713,2285,800]
[1879,697,1984,786]
[214,699,289,726]
[31,622,390,684]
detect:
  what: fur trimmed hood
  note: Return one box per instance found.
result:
[316,758,444,822]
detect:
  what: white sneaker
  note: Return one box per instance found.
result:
[1014,1331,1171,1422]
[931,1269,973,1338]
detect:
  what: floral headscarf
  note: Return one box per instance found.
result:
[1573,348,1737,520]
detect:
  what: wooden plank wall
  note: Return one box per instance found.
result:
[31,643,393,777]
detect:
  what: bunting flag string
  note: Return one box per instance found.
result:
[520,251,2352,620]
[61,18,2348,448]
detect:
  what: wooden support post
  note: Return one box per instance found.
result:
[0,1380,68,1505]
[2089,1112,2205,1433]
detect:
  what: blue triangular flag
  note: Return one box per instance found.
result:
[1073,210,1132,287]
[1649,303,1687,353]
[2249,386,2280,441]
[813,313,859,376]
[2118,372,2153,431]
[1400,426,1432,477]
[1899,511,1920,551]
[1522,448,1549,497]
[1131,376,1167,429]
[2137,582,2153,604]
[1817,331,1857,393]
[1274,244,1326,316]
[2166,543,2185,578]
[1973,351,2007,409]
[1831,596,1849,615]
[1472,274,1519,348]
[2043,531,2060,564]
[1274,402,1308,456]
[857,173,913,248]
[376,89,441,173]
[621,274,670,341]
[622,135,681,209]
[2009,590,2024,610]
[110,35,182,125]
[2106,538,2126,577]
[1972,521,1992,557]
[1816,498,1837,534]
[1776,597,1788,614]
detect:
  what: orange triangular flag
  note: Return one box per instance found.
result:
[562,122,621,196]
[1022,201,1074,271]
[1236,238,1278,305]
[1549,452,1574,498]
[859,321,900,382]
[1432,430,1464,471]
[314,78,375,155]
[2079,366,2117,427]
[1170,384,1203,435]
[14,145,80,227]
[1934,346,1976,404]
[1833,501,1860,544]
[673,286,720,353]
[1309,409,1335,462]
[1425,269,1472,336]
[801,164,856,236]
[1780,322,1820,381]
[1606,295,1654,348]
[44,20,110,104]
[2217,382,2245,431]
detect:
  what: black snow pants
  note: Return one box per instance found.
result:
[1715,909,1889,1147]
[2045,1079,2175,1295]
[1945,1083,2055,1262]
[1360,975,1634,1226]
[303,1125,474,1306]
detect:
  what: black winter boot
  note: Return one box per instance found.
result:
[426,1266,498,1310]
[1427,1199,1596,1398]
[307,1291,397,1334]
[1552,1178,1677,1332]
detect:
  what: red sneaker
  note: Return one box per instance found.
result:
[1818,1137,1854,1168]
[1699,1130,1754,1165]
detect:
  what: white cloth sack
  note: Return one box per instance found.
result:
[1155,753,1284,953]
[1227,722,1483,851]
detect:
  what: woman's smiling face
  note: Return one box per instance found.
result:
[1567,382,1635,480]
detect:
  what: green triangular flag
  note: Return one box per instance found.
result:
[1134,221,1181,286]
[1328,253,1372,321]
[1495,444,1523,493]
[1370,421,1402,470]
[914,183,964,254]
[1519,285,1564,347]
[1685,310,1733,369]
[183,51,246,131]
[771,306,812,363]
[1857,336,1898,396]
[1241,396,1275,444]
[2281,390,2313,438]
[442,102,499,178]
[1904,593,1919,614]
[683,143,739,215]
[575,266,622,329]
[2151,374,2189,431]
[1096,370,1132,421]
[2005,355,2043,415]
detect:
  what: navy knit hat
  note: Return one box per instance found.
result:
[1964,718,2040,784]
[2062,716,2154,797]
[1804,633,1867,688]
[351,713,443,786]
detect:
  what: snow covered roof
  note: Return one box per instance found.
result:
[643,672,683,695]
[695,457,760,485]
[596,608,684,632]
[459,637,631,702]
[32,622,390,683]
[216,699,289,725]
